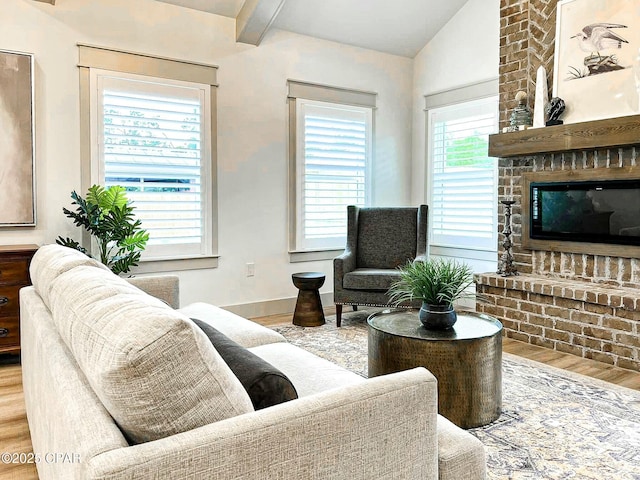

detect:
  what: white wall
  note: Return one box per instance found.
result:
[0,0,413,311]
[411,0,500,273]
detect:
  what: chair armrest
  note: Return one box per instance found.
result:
[126,275,180,309]
[334,250,356,285]
[86,368,439,480]
[334,249,356,270]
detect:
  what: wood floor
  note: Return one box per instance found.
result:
[0,362,35,480]
[1,310,639,480]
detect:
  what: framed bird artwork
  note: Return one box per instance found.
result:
[552,0,640,124]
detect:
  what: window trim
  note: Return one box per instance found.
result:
[287,80,376,261]
[424,78,499,110]
[424,79,499,257]
[78,44,219,271]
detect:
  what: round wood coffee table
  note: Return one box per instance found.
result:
[368,309,502,428]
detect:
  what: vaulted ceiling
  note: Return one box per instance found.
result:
[155,0,469,58]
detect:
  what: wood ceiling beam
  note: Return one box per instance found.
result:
[236,0,286,46]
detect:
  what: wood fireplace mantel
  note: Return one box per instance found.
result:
[489,114,640,158]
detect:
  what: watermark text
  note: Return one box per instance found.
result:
[1,452,81,464]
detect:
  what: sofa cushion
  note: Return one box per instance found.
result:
[178,302,286,347]
[249,343,366,397]
[47,263,254,444]
[343,268,402,291]
[437,415,487,480]
[30,244,110,306]
[191,318,298,410]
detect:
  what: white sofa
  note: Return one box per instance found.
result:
[20,245,486,479]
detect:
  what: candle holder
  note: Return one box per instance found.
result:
[498,199,518,277]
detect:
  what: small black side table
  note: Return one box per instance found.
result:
[292,272,325,327]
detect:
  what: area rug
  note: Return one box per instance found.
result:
[272,308,640,480]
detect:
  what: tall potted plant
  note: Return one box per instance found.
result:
[57,185,149,275]
[388,258,476,330]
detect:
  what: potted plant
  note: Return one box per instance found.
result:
[388,258,476,330]
[56,185,149,275]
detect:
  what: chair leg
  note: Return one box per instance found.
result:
[336,304,342,327]
[352,305,358,311]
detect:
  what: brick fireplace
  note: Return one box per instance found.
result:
[476,147,640,373]
[475,0,640,372]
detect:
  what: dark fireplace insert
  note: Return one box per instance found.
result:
[530,179,640,246]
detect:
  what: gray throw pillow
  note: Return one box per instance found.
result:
[191,318,298,410]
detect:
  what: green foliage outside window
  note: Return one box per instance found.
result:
[445,135,492,168]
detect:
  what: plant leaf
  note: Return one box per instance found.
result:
[101,185,128,212]
[86,185,105,209]
[55,236,91,257]
[388,258,476,307]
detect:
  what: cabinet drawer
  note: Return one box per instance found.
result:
[0,246,37,354]
[0,286,22,317]
[0,315,19,349]
[0,258,30,286]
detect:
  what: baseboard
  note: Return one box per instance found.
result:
[222,292,334,319]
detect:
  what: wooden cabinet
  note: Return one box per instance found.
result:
[0,245,38,355]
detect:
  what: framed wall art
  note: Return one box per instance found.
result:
[0,49,35,226]
[553,0,640,124]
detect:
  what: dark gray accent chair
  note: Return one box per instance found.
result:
[333,205,428,327]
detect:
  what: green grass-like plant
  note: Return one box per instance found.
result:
[56,185,149,275]
[388,258,476,308]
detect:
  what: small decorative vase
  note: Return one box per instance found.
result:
[418,303,457,330]
[509,91,533,128]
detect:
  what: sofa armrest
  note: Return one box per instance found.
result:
[126,275,180,309]
[87,368,439,480]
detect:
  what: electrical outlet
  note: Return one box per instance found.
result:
[246,262,255,277]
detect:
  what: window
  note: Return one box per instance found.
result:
[288,80,375,257]
[96,73,211,259]
[426,88,499,252]
[295,99,371,250]
[79,45,218,269]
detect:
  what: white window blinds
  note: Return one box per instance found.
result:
[96,72,212,259]
[295,100,371,250]
[428,96,498,251]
